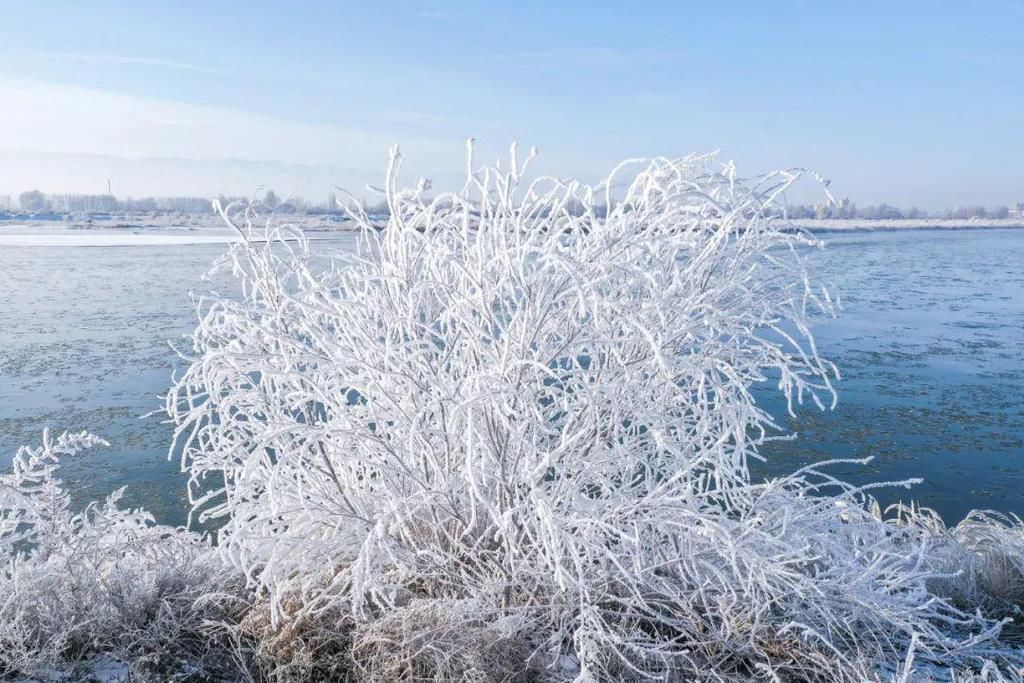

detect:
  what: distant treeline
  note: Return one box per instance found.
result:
[782,198,1024,220]
[2,189,1022,221]
[0,189,368,215]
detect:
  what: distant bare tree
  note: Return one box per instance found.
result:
[18,190,49,212]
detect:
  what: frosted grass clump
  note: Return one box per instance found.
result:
[161,143,1023,681]
[0,430,244,681]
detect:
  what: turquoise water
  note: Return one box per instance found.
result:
[757,229,1024,522]
[1,229,1021,525]
[0,236,356,524]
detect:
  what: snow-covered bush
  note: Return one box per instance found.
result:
[166,143,1024,681]
[0,429,246,681]
[891,503,1024,624]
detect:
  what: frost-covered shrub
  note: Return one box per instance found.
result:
[953,511,1024,619]
[235,582,357,682]
[166,143,1024,681]
[891,504,1024,625]
[0,430,246,681]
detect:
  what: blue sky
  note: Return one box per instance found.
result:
[0,1,1021,207]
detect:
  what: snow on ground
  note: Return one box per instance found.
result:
[13,655,131,683]
[0,231,248,247]
[0,211,362,248]
[3,215,1022,248]
[0,223,353,247]
[793,217,1024,231]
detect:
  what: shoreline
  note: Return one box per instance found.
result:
[792,217,1024,232]
[0,228,354,247]
[3,216,1023,247]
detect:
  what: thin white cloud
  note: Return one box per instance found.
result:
[0,76,470,196]
[31,51,230,76]
[0,75,449,161]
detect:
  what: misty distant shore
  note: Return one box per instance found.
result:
[2,212,1024,244]
[0,211,362,239]
[791,217,1024,231]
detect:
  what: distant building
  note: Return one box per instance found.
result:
[1011,203,1024,219]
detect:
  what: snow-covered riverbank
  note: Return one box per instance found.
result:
[0,230,247,247]
[794,217,1024,231]
[0,224,353,247]
[6,215,1024,244]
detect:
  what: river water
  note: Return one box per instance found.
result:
[1,228,1021,525]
